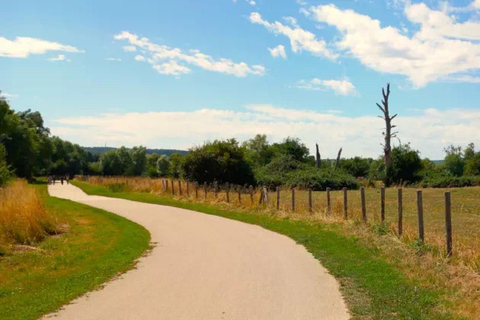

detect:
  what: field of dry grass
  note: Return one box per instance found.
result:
[0,180,57,251]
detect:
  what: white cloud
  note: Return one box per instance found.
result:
[247,0,256,6]
[47,54,70,62]
[106,57,121,61]
[114,31,265,77]
[474,0,480,9]
[152,60,191,76]
[297,78,358,96]
[0,36,83,58]
[122,45,137,52]
[309,4,480,87]
[249,12,337,60]
[0,92,18,99]
[134,55,146,61]
[51,105,480,159]
[268,45,287,59]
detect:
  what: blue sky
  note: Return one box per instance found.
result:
[1,0,480,159]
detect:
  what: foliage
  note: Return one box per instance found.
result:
[340,157,373,178]
[182,139,254,184]
[390,144,423,184]
[0,144,12,187]
[168,153,184,178]
[157,155,170,177]
[418,176,480,188]
[254,155,359,190]
[444,145,465,177]
[271,137,310,162]
[99,146,147,176]
[243,134,274,167]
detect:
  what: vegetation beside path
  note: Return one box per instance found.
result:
[73,180,468,320]
[0,184,150,320]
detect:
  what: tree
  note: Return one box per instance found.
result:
[390,144,423,184]
[377,83,397,186]
[315,144,321,168]
[156,155,170,177]
[100,150,123,176]
[243,134,274,167]
[0,144,12,186]
[271,137,309,162]
[182,139,254,184]
[130,146,147,176]
[444,145,465,177]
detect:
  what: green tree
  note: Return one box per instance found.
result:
[390,144,423,184]
[182,139,254,184]
[243,134,274,167]
[156,155,170,177]
[130,146,147,176]
[271,137,309,162]
[444,145,465,177]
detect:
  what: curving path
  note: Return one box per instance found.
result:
[44,184,349,320]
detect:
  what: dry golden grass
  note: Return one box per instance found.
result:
[81,175,480,318]
[0,180,57,247]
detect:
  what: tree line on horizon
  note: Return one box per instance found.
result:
[2,89,480,189]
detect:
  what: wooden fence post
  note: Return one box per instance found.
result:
[398,188,403,236]
[326,187,331,214]
[186,181,190,197]
[263,186,269,204]
[249,185,254,205]
[214,181,218,198]
[291,188,296,212]
[361,187,367,223]
[178,180,182,196]
[238,186,242,204]
[417,190,424,243]
[445,191,453,257]
[380,186,385,223]
[276,186,280,210]
[204,182,207,200]
[195,182,199,200]
[343,187,348,219]
[308,189,313,214]
[171,180,175,195]
[226,183,230,203]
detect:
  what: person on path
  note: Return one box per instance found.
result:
[61,176,64,185]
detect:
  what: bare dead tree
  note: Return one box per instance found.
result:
[315,143,321,169]
[377,83,397,186]
[335,147,342,170]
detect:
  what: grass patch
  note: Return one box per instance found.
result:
[0,184,150,320]
[73,180,464,320]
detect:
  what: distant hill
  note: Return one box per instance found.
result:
[83,147,188,156]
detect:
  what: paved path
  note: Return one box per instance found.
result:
[45,184,349,320]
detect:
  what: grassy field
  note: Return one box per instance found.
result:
[73,178,479,320]
[0,183,150,320]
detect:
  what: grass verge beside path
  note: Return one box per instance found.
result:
[73,180,464,320]
[0,184,150,320]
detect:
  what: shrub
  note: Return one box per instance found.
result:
[0,180,56,246]
[285,167,361,190]
[419,176,480,188]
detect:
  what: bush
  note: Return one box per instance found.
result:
[419,176,480,188]
[285,168,361,190]
[182,139,254,185]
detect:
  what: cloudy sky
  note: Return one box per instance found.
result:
[2,0,480,159]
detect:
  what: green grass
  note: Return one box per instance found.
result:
[0,184,150,320]
[73,180,464,320]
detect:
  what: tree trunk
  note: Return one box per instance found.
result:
[315,143,321,169]
[377,83,396,187]
[335,147,342,170]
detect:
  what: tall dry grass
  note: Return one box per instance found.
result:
[0,180,56,246]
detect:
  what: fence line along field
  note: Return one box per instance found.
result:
[80,175,480,270]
